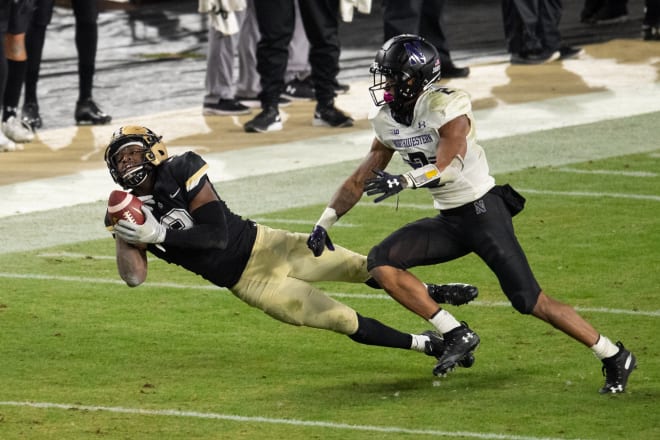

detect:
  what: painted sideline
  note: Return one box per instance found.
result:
[1,87,659,253]
[2,82,660,219]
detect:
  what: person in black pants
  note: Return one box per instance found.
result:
[244,0,353,133]
[502,0,582,64]
[22,0,111,129]
[381,0,469,79]
[642,0,659,39]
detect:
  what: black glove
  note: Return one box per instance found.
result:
[364,169,407,203]
[307,225,334,257]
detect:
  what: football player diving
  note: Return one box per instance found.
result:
[103,126,479,375]
[306,34,636,393]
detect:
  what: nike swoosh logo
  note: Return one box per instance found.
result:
[169,188,181,198]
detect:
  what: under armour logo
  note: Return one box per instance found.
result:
[462,333,475,343]
[387,178,400,188]
[474,199,487,214]
[418,121,426,129]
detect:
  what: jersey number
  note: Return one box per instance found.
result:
[408,151,434,169]
[160,208,194,230]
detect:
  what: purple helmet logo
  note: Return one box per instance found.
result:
[403,41,426,66]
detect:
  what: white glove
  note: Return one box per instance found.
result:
[114,206,166,244]
[137,195,155,210]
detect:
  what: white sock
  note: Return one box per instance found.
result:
[591,335,619,360]
[428,309,461,334]
[411,334,430,353]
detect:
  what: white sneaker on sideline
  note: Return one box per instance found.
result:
[0,131,21,152]
[2,115,35,143]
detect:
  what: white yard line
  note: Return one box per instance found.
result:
[555,168,657,177]
[0,401,591,440]
[1,271,658,318]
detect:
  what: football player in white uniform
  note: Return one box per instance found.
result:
[103,126,480,376]
[307,34,636,393]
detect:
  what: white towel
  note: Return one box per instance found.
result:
[198,0,247,35]
[340,0,372,23]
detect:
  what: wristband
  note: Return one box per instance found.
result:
[403,164,441,188]
[316,207,338,230]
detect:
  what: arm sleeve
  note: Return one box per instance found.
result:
[162,200,229,249]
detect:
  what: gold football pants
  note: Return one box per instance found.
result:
[231,225,369,335]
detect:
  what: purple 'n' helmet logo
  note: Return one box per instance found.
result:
[403,41,426,66]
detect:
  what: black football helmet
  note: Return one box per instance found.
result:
[104,126,168,189]
[369,34,441,108]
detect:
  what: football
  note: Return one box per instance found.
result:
[107,190,145,225]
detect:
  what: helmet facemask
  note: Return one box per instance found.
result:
[104,126,168,189]
[108,141,152,189]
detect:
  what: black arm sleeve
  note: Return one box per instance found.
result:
[162,200,229,249]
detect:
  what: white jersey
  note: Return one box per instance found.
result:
[369,85,495,210]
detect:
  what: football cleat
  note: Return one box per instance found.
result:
[423,330,475,371]
[427,283,478,306]
[599,341,636,394]
[432,322,480,376]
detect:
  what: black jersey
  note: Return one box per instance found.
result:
[106,151,257,288]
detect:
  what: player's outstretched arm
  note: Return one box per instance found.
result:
[308,139,394,256]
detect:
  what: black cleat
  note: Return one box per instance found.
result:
[423,330,475,372]
[599,341,636,394]
[432,322,480,376]
[427,283,478,306]
[75,98,112,125]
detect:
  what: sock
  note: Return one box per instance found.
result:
[2,106,17,122]
[428,309,461,334]
[591,335,619,360]
[348,314,413,349]
[410,334,431,353]
[4,60,26,118]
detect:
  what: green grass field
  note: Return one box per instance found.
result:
[0,123,659,439]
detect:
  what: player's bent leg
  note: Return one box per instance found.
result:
[369,265,441,319]
[255,277,360,334]
[532,292,600,347]
[287,230,370,283]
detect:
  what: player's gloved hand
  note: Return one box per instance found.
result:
[307,225,335,257]
[137,195,155,211]
[364,169,407,203]
[114,206,166,244]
